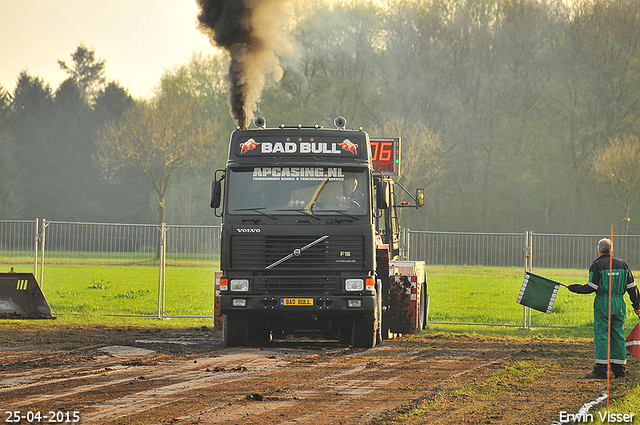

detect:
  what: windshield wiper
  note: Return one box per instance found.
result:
[233,207,277,220]
[273,178,330,220]
[304,178,329,215]
[321,209,361,220]
[275,208,321,220]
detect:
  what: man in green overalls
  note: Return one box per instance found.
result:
[568,238,640,379]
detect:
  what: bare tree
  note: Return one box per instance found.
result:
[592,134,640,234]
[94,95,218,224]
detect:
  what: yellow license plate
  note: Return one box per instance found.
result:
[280,298,314,306]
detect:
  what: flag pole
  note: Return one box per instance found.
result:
[607,224,613,411]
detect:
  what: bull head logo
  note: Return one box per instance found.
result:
[240,138,260,154]
[339,139,358,155]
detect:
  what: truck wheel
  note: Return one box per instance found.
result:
[376,289,383,344]
[247,317,271,346]
[352,313,376,348]
[421,282,428,330]
[223,313,247,347]
[418,283,426,331]
[339,319,352,345]
[353,296,380,349]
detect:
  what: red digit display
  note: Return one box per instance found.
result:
[371,140,379,162]
[370,138,400,175]
[378,141,394,161]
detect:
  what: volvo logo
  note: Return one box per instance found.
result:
[293,249,301,257]
[236,228,261,233]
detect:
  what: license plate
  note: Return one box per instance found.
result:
[280,298,314,306]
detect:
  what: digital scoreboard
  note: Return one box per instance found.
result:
[370,138,400,176]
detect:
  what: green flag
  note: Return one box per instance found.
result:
[516,272,560,314]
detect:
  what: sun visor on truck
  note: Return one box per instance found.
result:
[0,272,55,319]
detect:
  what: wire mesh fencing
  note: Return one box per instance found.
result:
[37,220,220,318]
[0,219,38,275]
[532,233,640,270]
[163,224,221,318]
[2,220,639,326]
[406,230,526,268]
[407,230,640,329]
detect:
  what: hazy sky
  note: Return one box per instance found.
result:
[0,0,215,99]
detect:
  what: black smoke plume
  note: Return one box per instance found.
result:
[197,0,294,129]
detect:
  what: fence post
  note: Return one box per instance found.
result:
[528,231,533,328]
[523,231,532,329]
[33,218,39,278]
[162,223,168,317]
[40,219,48,288]
[156,222,167,319]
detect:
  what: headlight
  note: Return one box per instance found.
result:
[230,279,249,291]
[345,278,364,291]
[232,299,247,307]
[347,299,362,308]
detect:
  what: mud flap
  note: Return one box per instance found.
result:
[0,273,54,319]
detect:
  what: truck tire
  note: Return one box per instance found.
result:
[352,313,376,348]
[247,317,271,346]
[418,282,426,331]
[223,313,247,347]
[353,292,380,349]
[376,286,383,344]
[421,282,428,330]
[339,319,352,345]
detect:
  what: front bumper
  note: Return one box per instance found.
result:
[219,294,376,315]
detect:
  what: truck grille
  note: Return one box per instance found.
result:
[230,235,364,270]
[256,275,338,295]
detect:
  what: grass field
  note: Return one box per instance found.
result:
[4,259,639,329]
[426,265,640,329]
[44,264,216,317]
[1,255,217,321]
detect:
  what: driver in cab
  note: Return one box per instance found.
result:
[341,178,361,207]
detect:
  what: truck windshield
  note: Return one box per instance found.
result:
[227,167,369,216]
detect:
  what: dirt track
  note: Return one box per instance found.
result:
[0,326,637,424]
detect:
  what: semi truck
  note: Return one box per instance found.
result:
[211,117,426,348]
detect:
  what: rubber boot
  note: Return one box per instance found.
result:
[611,364,626,378]
[584,364,607,379]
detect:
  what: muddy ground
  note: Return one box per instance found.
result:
[0,326,637,425]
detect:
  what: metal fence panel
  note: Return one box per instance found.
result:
[166,225,221,260]
[5,219,639,326]
[0,219,38,275]
[42,221,160,260]
[41,221,163,317]
[408,230,640,329]
[408,230,525,267]
[163,225,221,318]
[408,230,640,270]
[39,221,221,318]
[532,233,640,270]
[408,230,527,327]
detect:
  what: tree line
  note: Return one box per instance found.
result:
[1,0,640,234]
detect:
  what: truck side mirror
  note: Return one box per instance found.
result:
[416,188,425,207]
[210,180,222,209]
[376,181,390,209]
